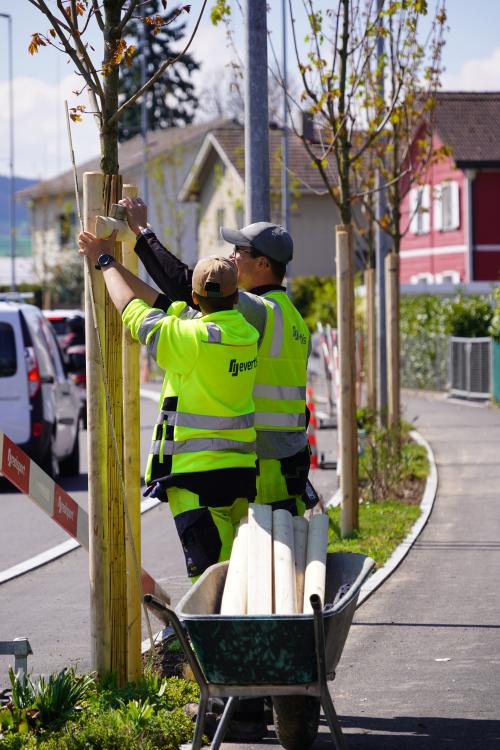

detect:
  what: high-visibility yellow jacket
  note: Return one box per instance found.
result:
[253,290,310,434]
[123,299,259,485]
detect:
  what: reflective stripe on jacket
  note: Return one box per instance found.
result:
[253,291,309,432]
[123,298,259,483]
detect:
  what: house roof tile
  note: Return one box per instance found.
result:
[434,91,500,165]
[17,118,227,200]
[211,123,337,193]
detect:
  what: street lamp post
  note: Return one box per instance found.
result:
[0,13,15,292]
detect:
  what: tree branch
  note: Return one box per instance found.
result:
[107,0,208,126]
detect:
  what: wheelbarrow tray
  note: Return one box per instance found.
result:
[176,551,374,687]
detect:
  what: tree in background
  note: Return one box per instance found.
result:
[351,1,447,427]
[119,1,200,141]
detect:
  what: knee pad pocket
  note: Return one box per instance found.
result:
[174,507,222,579]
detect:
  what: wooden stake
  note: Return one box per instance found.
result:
[221,519,249,615]
[336,225,359,536]
[364,267,377,413]
[385,252,401,433]
[247,503,273,614]
[292,516,308,614]
[273,510,296,614]
[303,514,329,613]
[121,184,141,681]
[102,174,127,685]
[83,172,110,675]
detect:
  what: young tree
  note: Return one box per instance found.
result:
[27,0,207,684]
[287,0,433,535]
[28,0,205,175]
[118,0,200,141]
[351,2,447,429]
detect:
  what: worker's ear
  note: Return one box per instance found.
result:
[192,290,200,306]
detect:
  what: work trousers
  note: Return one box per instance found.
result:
[255,446,310,516]
[168,487,248,581]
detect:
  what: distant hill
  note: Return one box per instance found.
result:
[0,175,36,236]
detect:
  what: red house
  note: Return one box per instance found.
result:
[400,92,500,284]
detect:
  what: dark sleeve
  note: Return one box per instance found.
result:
[135,232,195,307]
[154,293,173,312]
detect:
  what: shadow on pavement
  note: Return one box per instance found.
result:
[311,715,500,749]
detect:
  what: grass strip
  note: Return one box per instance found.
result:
[327,500,421,568]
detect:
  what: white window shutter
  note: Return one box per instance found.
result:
[421,185,431,233]
[450,181,460,229]
[409,188,419,234]
[433,184,443,232]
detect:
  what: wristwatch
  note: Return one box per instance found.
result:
[95,253,115,270]
[136,226,154,239]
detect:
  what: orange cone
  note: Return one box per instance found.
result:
[307,386,319,469]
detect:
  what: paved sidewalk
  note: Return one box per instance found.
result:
[220,392,500,749]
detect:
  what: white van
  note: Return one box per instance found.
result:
[0,299,81,476]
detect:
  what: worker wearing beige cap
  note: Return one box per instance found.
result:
[78,230,259,581]
[119,198,312,518]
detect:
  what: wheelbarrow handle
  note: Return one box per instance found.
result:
[143,594,207,688]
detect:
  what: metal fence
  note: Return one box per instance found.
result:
[449,337,491,399]
[400,335,449,392]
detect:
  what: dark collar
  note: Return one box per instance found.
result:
[249,284,286,296]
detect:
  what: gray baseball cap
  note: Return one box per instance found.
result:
[220,222,293,264]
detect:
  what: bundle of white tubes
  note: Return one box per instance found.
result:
[220,504,329,615]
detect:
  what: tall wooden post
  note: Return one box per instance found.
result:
[385,251,400,431]
[364,267,377,413]
[84,172,128,685]
[336,225,359,536]
[103,175,127,685]
[121,183,142,682]
[84,172,110,674]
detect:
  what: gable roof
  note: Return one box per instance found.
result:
[434,92,500,167]
[17,118,227,201]
[179,122,338,201]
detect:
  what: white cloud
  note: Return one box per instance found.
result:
[442,48,500,90]
[0,74,99,180]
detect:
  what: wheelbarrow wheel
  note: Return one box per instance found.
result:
[272,695,321,750]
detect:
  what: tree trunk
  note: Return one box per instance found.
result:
[364,267,376,413]
[336,224,359,536]
[385,251,400,435]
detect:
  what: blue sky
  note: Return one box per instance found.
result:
[1,1,500,179]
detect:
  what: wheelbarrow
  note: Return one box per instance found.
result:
[145,551,375,750]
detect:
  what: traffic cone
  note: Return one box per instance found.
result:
[306,386,319,469]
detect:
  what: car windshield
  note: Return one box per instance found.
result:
[48,318,68,336]
[0,322,16,377]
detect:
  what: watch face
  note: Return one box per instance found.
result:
[98,253,114,267]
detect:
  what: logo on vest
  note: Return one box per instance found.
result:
[293,326,307,345]
[228,357,258,377]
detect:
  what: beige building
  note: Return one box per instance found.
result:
[178,123,343,277]
[17,119,225,287]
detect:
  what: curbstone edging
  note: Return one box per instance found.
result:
[356,429,438,607]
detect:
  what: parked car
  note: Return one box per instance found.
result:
[43,309,85,352]
[66,343,87,428]
[0,299,81,477]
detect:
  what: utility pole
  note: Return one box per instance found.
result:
[0,13,16,292]
[281,0,289,232]
[244,0,270,223]
[375,0,390,421]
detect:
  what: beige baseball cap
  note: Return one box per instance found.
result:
[192,255,238,298]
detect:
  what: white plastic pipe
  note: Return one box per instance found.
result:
[303,513,329,613]
[273,510,296,614]
[247,503,273,614]
[293,516,308,614]
[220,519,249,615]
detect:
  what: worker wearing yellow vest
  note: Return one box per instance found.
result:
[78,230,259,580]
[119,198,311,516]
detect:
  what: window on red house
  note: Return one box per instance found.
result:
[410,185,430,234]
